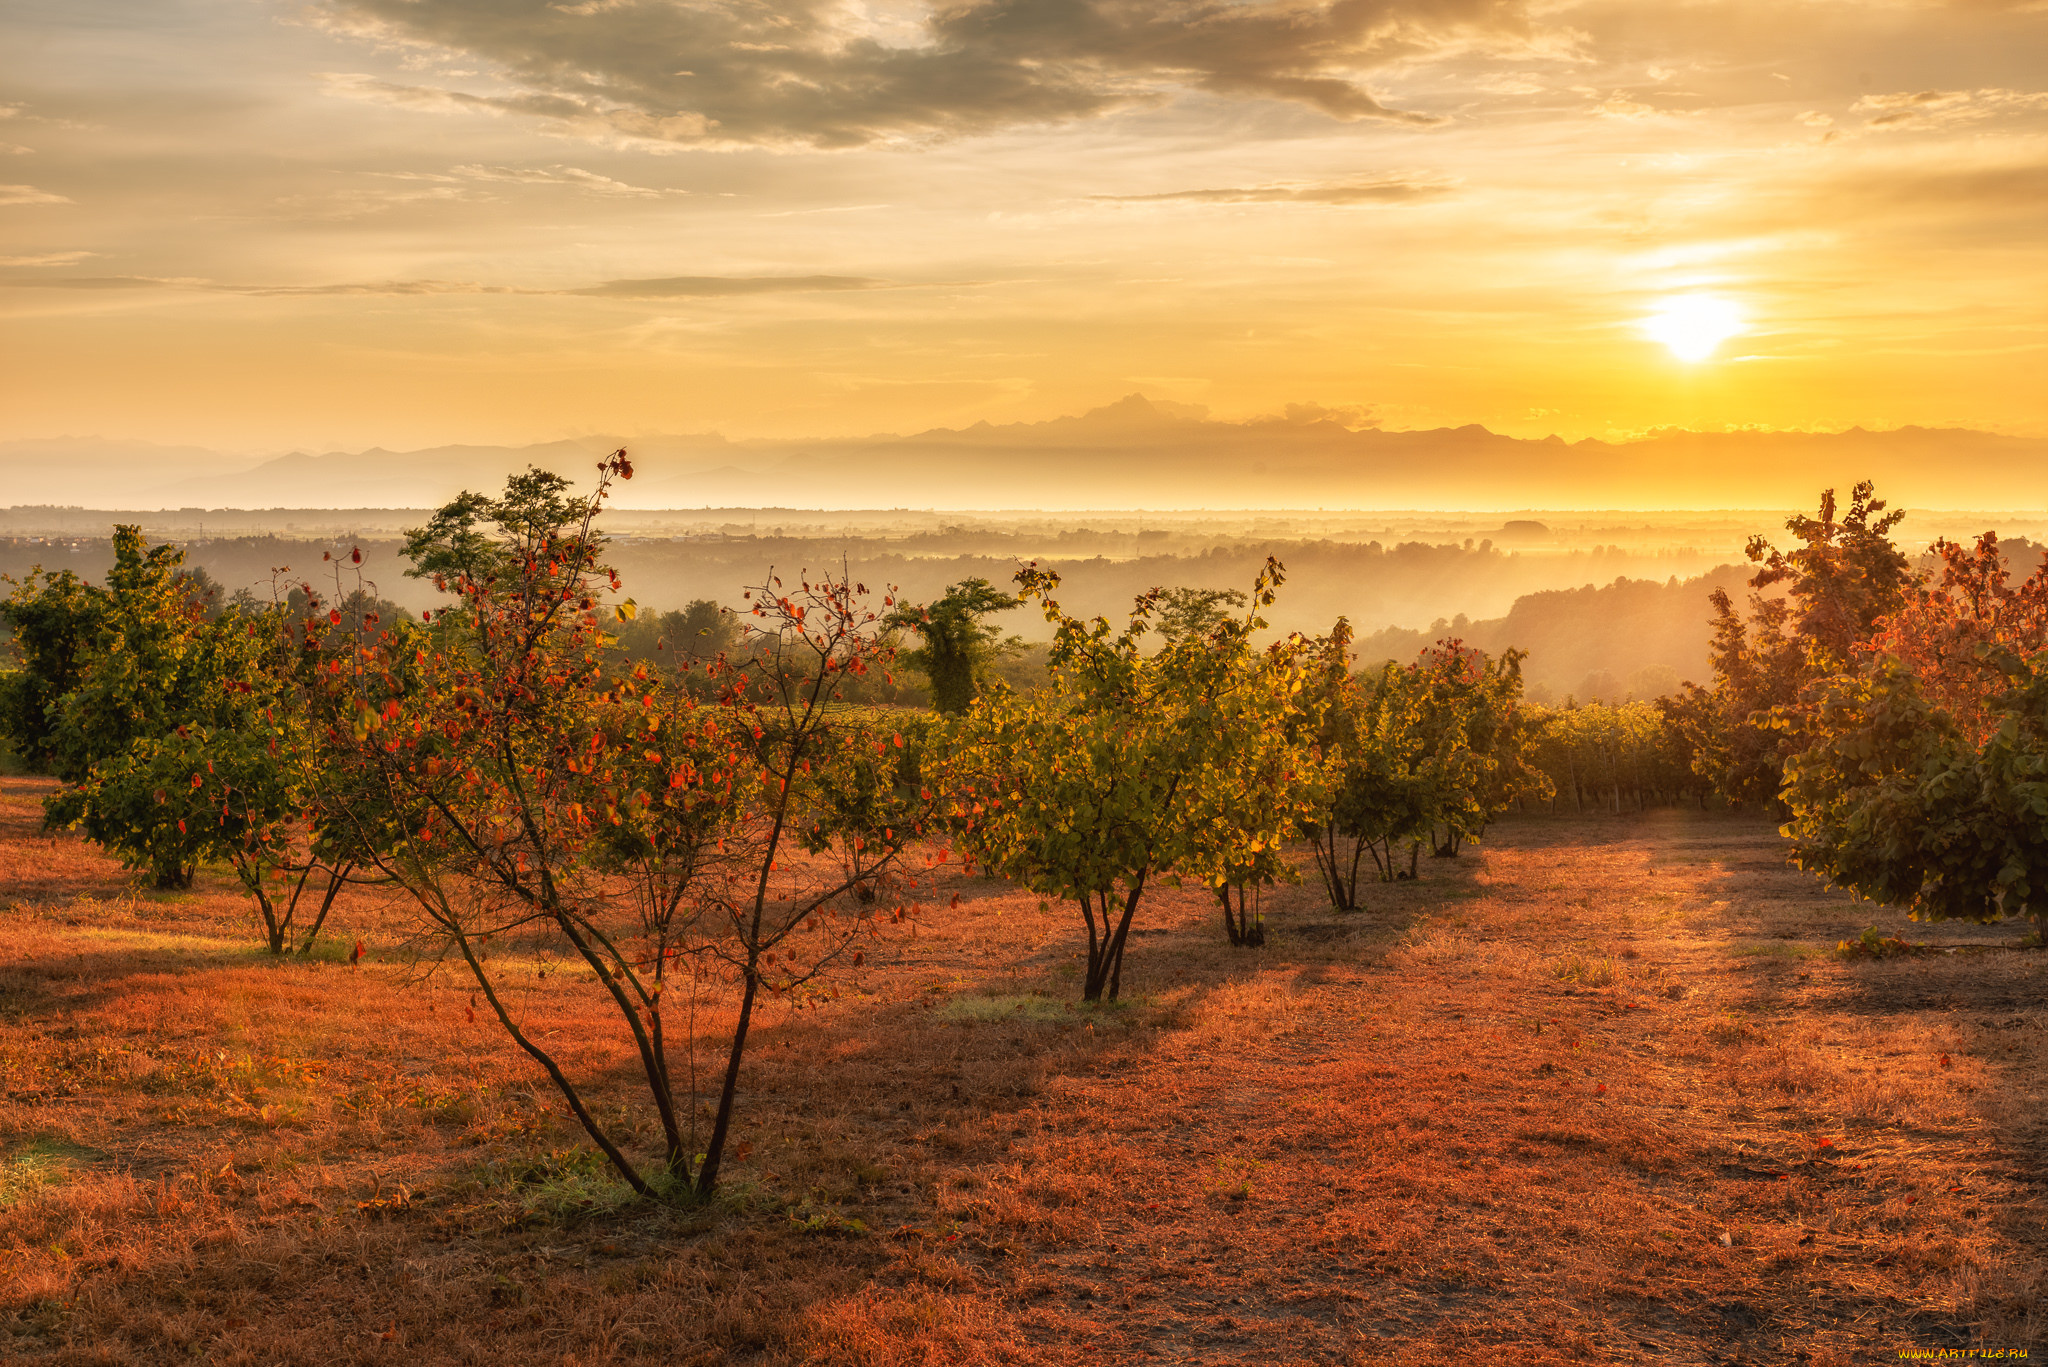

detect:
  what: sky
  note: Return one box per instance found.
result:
[1,0,2044,455]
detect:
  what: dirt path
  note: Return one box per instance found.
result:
[896,812,2046,1364]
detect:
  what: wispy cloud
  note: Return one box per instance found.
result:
[1,272,888,298]
[1856,87,2048,130]
[566,275,882,298]
[0,251,92,267]
[1090,176,1454,206]
[0,184,72,206]
[381,162,676,197]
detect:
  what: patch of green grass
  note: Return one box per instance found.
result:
[473,1146,644,1222]
[1552,952,1617,987]
[1,1138,103,1208]
[787,1204,870,1237]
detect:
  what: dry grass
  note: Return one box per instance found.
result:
[1,777,2043,1364]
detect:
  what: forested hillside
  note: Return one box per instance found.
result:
[1354,565,1754,700]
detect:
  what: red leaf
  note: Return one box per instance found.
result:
[351,547,362,564]
[1938,1054,1952,1069]
[329,609,342,625]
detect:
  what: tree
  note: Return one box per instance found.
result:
[1527,699,1700,814]
[1415,643,1547,857]
[1692,482,1913,807]
[1781,533,2048,936]
[38,528,259,888]
[886,578,1023,714]
[0,568,105,774]
[1780,652,2048,937]
[1749,481,1913,667]
[318,454,934,1199]
[1177,633,1333,948]
[1302,654,1426,910]
[1867,531,2048,743]
[1300,640,1540,906]
[943,560,1306,997]
[610,598,743,671]
[1153,586,1247,643]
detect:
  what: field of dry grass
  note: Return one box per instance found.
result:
[2,771,2043,1365]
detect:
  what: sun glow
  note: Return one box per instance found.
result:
[1641,295,1747,363]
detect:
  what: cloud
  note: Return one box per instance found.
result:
[1090,175,1454,205]
[566,275,882,297]
[1277,401,1380,429]
[376,162,674,195]
[446,163,671,196]
[309,0,1525,148]
[0,184,72,206]
[1839,160,2048,213]
[0,251,92,267]
[1,272,888,298]
[1856,87,2048,129]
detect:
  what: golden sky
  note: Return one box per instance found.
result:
[2,0,2044,453]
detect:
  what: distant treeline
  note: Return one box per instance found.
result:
[0,531,1728,698]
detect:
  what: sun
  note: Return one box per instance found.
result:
[1640,294,1747,362]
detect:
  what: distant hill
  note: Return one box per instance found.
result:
[1354,566,1755,701]
[5,397,2046,510]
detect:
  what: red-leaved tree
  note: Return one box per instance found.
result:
[315,456,938,1199]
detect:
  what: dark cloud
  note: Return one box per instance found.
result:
[3,273,888,298]
[1091,175,1453,204]
[315,0,1523,148]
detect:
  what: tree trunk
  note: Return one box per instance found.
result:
[296,863,351,955]
[1103,880,1145,1001]
[455,929,650,1198]
[695,966,762,1199]
[1083,880,1147,1001]
[1219,885,1265,948]
[1309,826,1358,912]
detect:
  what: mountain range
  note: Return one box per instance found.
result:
[5,397,2045,511]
